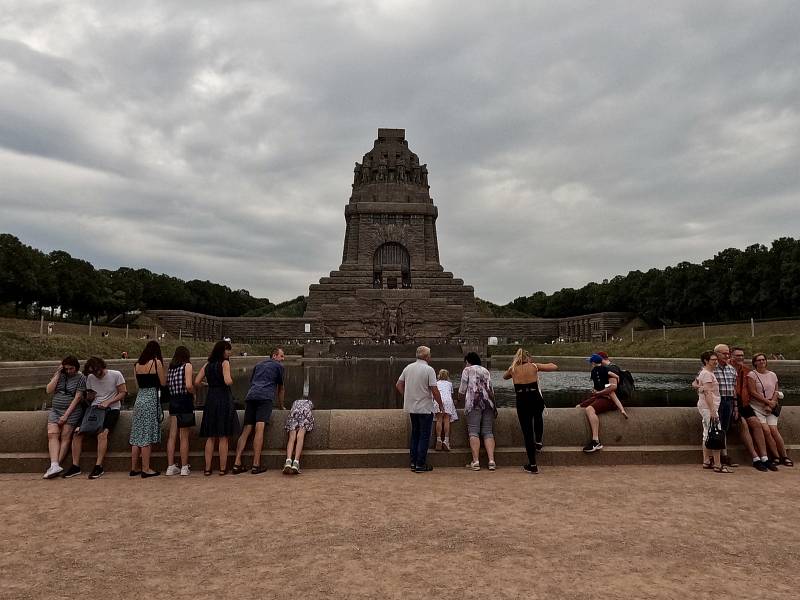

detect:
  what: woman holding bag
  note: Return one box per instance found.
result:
[747,353,793,467]
[695,351,731,473]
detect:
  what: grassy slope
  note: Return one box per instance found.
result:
[0,330,301,362]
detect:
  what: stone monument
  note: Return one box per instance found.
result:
[304,128,478,342]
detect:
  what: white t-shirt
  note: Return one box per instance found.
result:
[696,369,720,410]
[87,369,126,411]
[398,359,437,414]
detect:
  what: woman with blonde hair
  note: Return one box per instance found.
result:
[503,348,558,474]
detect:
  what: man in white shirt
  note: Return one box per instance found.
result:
[396,346,443,473]
[63,356,127,480]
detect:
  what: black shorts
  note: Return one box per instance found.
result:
[244,399,273,426]
[169,393,195,428]
[102,409,120,434]
[740,404,756,419]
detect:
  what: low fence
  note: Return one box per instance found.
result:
[631,316,800,343]
[0,316,158,339]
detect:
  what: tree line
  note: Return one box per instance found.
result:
[505,237,800,325]
[0,234,272,320]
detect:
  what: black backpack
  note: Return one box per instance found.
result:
[617,370,636,401]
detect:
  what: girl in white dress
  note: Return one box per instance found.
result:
[434,369,458,451]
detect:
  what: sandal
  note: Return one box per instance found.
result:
[780,456,794,467]
[702,461,714,469]
[251,465,267,474]
[218,469,227,476]
[713,465,733,473]
[203,469,213,476]
[231,464,247,475]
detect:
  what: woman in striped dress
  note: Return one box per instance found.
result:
[43,356,86,479]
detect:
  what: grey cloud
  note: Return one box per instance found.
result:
[1,1,799,304]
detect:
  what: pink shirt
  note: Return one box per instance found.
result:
[747,369,778,408]
[696,369,720,410]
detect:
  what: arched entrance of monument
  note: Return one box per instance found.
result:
[372,242,411,289]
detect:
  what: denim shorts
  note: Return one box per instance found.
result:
[466,406,495,438]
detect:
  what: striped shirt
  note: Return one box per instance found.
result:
[713,364,737,397]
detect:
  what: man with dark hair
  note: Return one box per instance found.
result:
[578,354,621,453]
[63,357,127,479]
[232,347,285,474]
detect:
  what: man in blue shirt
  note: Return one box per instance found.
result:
[232,347,285,474]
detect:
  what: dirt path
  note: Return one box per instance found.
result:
[1,465,798,599]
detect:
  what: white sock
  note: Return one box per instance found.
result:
[444,436,449,442]
[761,456,769,462]
[50,461,59,468]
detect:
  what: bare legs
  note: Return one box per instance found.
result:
[768,425,788,459]
[167,419,192,467]
[204,437,229,473]
[47,423,74,465]
[468,435,495,465]
[286,428,306,461]
[234,422,266,467]
[584,406,600,441]
[70,428,109,468]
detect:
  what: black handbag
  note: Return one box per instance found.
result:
[705,417,726,450]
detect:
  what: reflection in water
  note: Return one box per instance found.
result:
[2,358,799,412]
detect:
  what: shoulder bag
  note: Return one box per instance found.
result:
[705,417,726,450]
[79,405,106,436]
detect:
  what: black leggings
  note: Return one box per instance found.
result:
[515,383,545,466]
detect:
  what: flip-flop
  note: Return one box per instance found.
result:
[713,465,733,473]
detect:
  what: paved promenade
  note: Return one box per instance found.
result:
[1,465,797,599]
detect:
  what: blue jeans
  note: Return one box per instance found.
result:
[409,413,434,468]
[719,396,735,432]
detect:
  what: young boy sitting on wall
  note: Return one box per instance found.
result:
[577,353,627,453]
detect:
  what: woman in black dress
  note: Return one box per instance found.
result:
[195,340,240,475]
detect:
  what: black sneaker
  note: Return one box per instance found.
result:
[62,464,81,478]
[522,464,539,474]
[766,461,779,472]
[129,470,141,477]
[88,465,104,479]
[753,460,768,472]
[534,442,543,452]
[414,464,433,473]
[582,440,603,453]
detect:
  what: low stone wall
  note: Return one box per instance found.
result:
[1,407,798,473]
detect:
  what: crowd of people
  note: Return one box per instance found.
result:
[693,344,792,473]
[42,341,309,479]
[40,341,792,479]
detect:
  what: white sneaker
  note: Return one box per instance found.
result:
[291,459,301,474]
[43,464,63,479]
[180,465,191,477]
[282,458,293,474]
[466,461,480,471]
[166,464,181,476]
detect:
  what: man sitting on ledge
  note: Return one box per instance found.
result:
[578,353,623,453]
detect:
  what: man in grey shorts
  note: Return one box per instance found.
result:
[396,346,443,473]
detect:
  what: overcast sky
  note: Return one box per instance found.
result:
[1,1,798,304]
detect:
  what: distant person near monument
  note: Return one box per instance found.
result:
[396,346,443,473]
[233,347,286,474]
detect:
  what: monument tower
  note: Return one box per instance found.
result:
[304,128,478,341]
